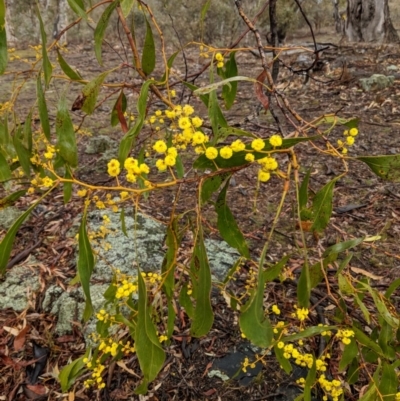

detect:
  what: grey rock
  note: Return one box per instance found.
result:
[0,206,24,229]
[84,135,117,155]
[386,65,398,72]
[359,74,394,92]
[0,265,41,311]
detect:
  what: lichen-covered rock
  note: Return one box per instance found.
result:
[0,206,24,229]
[0,265,41,311]
[359,74,394,92]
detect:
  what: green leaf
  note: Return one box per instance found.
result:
[339,337,358,371]
[56,96,78,167]
[378,363,398,401]
[263,254,290,282]
[200,0,211,37]
[23,111,33,152]
[56,49,83,81]
[358,383,377,401]
[77,210,95,322]
[273,343,292,374]
[194,75,257,96]
[0,0,7,75]
[36,75,51,141]
[94,0,119,65]
[200,173,229,205]
[63,167,72,203]
[283,326,337,342]
[81,71,110,115]
[378,321,396,360]
[304,358,316,401]
[352,326,384,356]
[0,189,27,207]
[0,152,11,182]
[338,273,354,295]
[357,155,400,182]
[297,262,310,308]
[311,177,338,232]
[121,0,135,17]
[216,179,249,258]
[175,154,184,179]
[0,190,51,275]
[221,52,238,110]
[190,231,214,337]
[354,293,370,324]
[208,88,220,142]
[13,129,31,177]
[119,207,128,236]
[179,283,194,319]
[161,221,178,298]
[141,18,156,76]
[118,81,151,164]
[59,355,86,392]
[240,266,273,347]
[299,168,311,210]
[134,271,165,393]
[111,90,127,127]
[218,127,257,141]
[336,252,353,276]
[385,277,400,299]
[67,0,87,20]
[323,237,364,257]
[160,51,179,82]
[36,5,52,87]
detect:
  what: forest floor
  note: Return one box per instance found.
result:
[1,26,400,401]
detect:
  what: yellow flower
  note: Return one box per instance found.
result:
[77,189,87,197]
[277,341,284,349]
[245,153,255,162]
[170,89,176,98]
[192,131,206,145]
[153,140,167,154]
[183,105,194,115]
[155,110,162,116]
[191,116,203,128]
[230,139,245,152]
[164,155,176,166]
[271,305,281,315]
[120,191,129,200]
[126,173,136,183]
[139,163,150,174]
[349,128,358,136]
[258,170,271,182]
[178,116,191,129]
[42,176,54,187]
[346,136,355,146]
[167,147,178,158]
[156,159,167,171]
[107,159,121,177]
[217,61,224,68]
[220,146,233,159]
[251,138,265,151]
[259,156,278,170]
[205,147,218,160]
[215,52,224,62]
[269,134,283,147]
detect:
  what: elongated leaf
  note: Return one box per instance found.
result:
[56,96,78,167]
[134,271,165,394]
[118,81,151,164]
[81,71,110,115]
[0,0,7,75]
[141,18,155,76]
[385,277,400,299]
[297,262,310,308]
[59,355,86,392]
[323,237,364,257]
[352,326,384,356]
[0,190,26,208]
[0,190,51,275]
[56,50,82,81]
[304,359,316,401]
[354,293,370,324]
[179,284,194,319]
[67,0,87,20]
[194,76,256,95]
[200,0,211,37]
[190,231,214,337]
[200,173,229,205]
[94,1,119,65]
[0,152,11,182]
[13,129,31,177]
[378,320,396,360]
[121,0,134,17]
[77,210,94,322]
[160,51,179,83]
[221,52,238,110]
[274,343,292,374]
[23,111,33,151]
[63,167,72,203]
[37,74,51,140]
[299,168,311,210]
[111,90,127,127]
[311,177,338,232]
[357,155,400,182]
[263,255,290,282]
[283,326,336,342]
[339,337,358,371]
[378,363,398,401]
[0,118,13,157]
[36,5,52,87]
[218,127,257,141]
[162,221,178,297]
[216,180,249,258]
[208,87,220,141]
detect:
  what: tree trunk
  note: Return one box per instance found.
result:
[5,0,17,45]
[345,0,399,43]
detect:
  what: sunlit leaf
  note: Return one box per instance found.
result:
[357,155,400,182]
[67,0,87,20]
[59,355,86,392]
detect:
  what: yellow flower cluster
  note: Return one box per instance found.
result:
[318,374,343,401]
[115,278,138,299]
[273,321,287,334]
[336,328,355,345]
[242,357,256,372]
[337,127,358,154]
[292,306,309,321]
[282,343,328,372]
[215,52,224,69]
[318,323,332,337]
[271,304,281,315]
[96,309,111,322]
[141,271,162,284]
[83,359,106,389]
